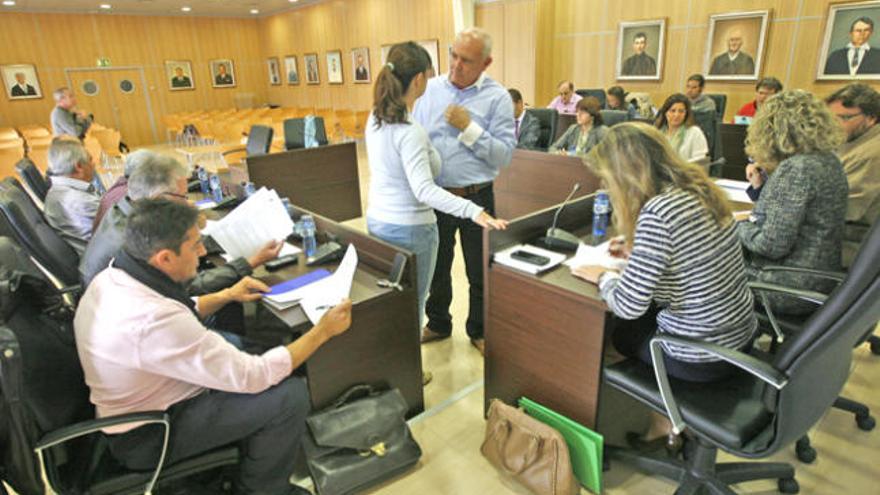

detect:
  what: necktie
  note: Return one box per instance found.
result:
[515,119,520,139]
[852,48,861,69]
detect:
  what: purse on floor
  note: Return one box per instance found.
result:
[303,384,421,495]
[481,399,579,495]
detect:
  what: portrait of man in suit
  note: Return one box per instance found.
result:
[709,28,756,75]
[622,32,657,76]
[164,60,194,91]
[353,49,370,83]
[211,60,235,87]
[825,16,880,76]
[327,51,343,84]
[616,20,665,80]
[2,64,42,100]
[170,67,192,89]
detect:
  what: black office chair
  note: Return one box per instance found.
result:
[576,88,607,108]
[693,109,723,161]
[0,178,80,287]
[245,124,274,157]
[14,158,49,204]
[284,117,329,150]
[707,93,727,120]
[600,109,629,127]
[525,108,557,150]
[604,220,880,494]
[0,262,240,495]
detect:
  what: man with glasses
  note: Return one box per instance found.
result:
[547,80,582,115]
[826,83,880,264]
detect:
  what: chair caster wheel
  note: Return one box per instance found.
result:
[778,477,800,494]
[856,414,876,431]
[795,443,816,463]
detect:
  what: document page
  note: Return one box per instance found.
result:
[300,244,358,324]
[564,241,628,271]
[204,187,294,259]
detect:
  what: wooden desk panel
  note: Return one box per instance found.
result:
[245,142,362,222]
[495,150,600,220]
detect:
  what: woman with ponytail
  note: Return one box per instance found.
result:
[365,42,507,343]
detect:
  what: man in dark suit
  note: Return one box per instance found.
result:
[709,28,756,76]
[354,54,369,81]
[170,67,192,89]
[509,89,540,150]
[214,63,233,86]
[621,32,657,76]
[825,17,880,76]
[10,72,37,97]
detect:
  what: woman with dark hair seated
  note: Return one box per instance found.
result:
[654,93,709,163]
[549,96,608,156]
[606,85,639,120]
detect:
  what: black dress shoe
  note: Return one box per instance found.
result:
[625,431,683,457]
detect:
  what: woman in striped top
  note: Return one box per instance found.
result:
[572,123,757,446]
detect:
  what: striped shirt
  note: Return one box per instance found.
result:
[600,188,757,363]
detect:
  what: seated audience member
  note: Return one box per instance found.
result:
[734,77,782,122]
[74,198,352,495]
[572,123,756,447]
[92,149,154,232]
[509,88,540,149]
[80,153,280,291]
[44,137,100,256]
[606,86,639,120]
[549,96,608,156]
[654,93,709,163]
[825,83,880,265]
[684,74,716,114]
[547,80,582,115]
[738,90,848,315]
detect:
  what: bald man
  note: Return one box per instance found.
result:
[709,28,756,75]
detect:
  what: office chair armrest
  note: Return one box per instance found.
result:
[647,335,788,435]
[748,281,827,342]
[757,266,846,283]
[35,411,170,495]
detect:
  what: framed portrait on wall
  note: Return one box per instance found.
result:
[417,39,441,76]
[285,55,299,85]
[165,60,194,91]
[1,63,42,100]
[210,59,235,88]
[817,1,880,80]
[267,57,281,86]
[351,47,371,83]
[304,53,320,84]
[326,50,343,84]
[615,19,666,81]
[703,10,770,81]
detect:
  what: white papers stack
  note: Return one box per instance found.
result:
[220,242,301,263]
[300,245,358,324]
[715,179,753,204]
[202,187,294,259]
[494,244,566,275]
[564,240,628,271]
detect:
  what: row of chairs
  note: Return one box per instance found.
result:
[0,125,52,178]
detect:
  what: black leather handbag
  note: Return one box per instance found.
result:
[303,384,421,495]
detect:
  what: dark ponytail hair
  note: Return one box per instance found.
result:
[373,41,432,128]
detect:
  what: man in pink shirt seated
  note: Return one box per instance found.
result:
[547,80,582,115]
[74,198,352,495]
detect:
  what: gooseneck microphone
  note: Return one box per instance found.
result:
[540,183,593,252]
[549,183,581,235]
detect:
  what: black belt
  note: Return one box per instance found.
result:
[444,181,492,197]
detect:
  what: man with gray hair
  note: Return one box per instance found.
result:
[413,27,516,355]
[92,149,155,232]
[44,137,100,255]
[51,87,93,138]
[80,152,281,291]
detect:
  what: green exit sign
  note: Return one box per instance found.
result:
[97,57,111,67]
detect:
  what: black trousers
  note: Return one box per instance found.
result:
[611,308,746,383]
[426,185,494,340]
[107,376,310,495]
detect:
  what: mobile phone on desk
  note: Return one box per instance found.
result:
[264,254,299,271]
[510,250,550,266]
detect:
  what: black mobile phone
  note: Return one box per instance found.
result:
[264,254,299,271]
[510,250,550,266]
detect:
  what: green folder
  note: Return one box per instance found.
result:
[519,397,603,494]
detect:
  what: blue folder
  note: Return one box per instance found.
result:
[267,269,332,296]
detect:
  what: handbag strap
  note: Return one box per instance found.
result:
[331,384,376,409]
[493,419,543,475]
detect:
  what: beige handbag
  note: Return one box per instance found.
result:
[481,399,579,495]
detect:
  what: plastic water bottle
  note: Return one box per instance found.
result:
[209,174,223,203]
[567,144,577,156]
[197,166,210,194]
[241,181,256,198]
[301,215,317,257]
[592,190,610,239]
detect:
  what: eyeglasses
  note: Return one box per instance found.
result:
[835,112,864,122]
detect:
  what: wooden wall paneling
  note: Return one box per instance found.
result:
[503,1,537,105]
[476,3,505,87]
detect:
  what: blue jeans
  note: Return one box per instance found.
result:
[367,219,439,328]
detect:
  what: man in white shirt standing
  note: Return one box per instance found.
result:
[825,16,880,76]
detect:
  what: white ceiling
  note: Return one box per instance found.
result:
[0,0,322,17]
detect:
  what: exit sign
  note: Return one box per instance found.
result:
[97,57,111,67]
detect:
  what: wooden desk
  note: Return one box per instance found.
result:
[244,142,361,222]
[495,149,601,219]
[483,195,609,429]
[720,123,748,180]
[554,113,577,142]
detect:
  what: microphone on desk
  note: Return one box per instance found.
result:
[539,183,589,252]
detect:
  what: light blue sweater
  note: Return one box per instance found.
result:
[365,112,483,226]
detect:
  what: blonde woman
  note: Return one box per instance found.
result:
[571,123,756,448]
[738,90,848,315]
